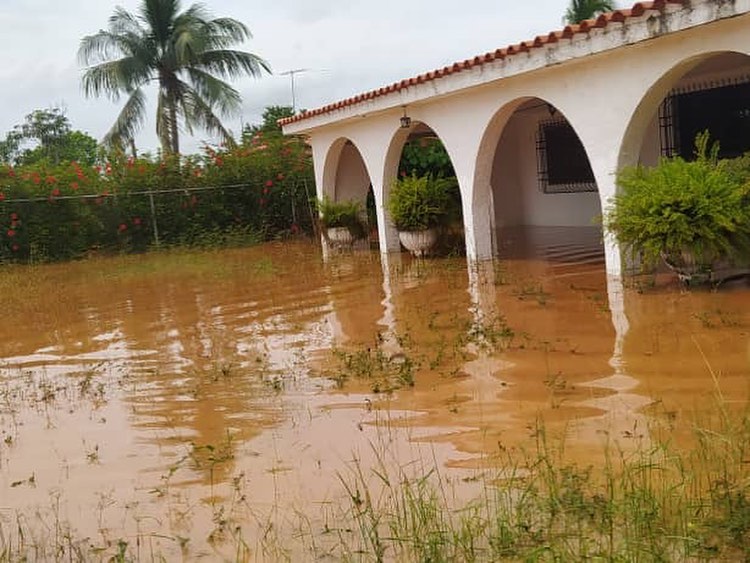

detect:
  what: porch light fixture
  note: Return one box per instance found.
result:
[400,107,412,129]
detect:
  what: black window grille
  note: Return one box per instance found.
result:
[536,119,597,194]
[660,80,750,160]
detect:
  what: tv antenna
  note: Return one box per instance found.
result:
[278,69,310,113]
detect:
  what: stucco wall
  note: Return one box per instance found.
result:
[335,143,371,203]
[492,107,601,229]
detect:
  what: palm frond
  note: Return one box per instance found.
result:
[185,68,241,115]
[103,88,147,147]
[565,0,615,24]
[81,56,152,100]
[108,7,145,36]
[204,17,251,45]
[180,86,236,148]
[194,49,270,79]
[142,0,181,45]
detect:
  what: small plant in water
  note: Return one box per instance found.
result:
[332,347,417,393]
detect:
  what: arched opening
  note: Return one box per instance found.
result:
[620,51,750,170]
[485,98,603,265]
[322,138,378,248]
[383,121,465,256]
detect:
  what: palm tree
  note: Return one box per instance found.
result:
[79,0,270,154]
[565,0,616,24]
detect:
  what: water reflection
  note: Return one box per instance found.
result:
[1,238,749,558]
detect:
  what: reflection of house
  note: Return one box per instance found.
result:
[282,0,750,275]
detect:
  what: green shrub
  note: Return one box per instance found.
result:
[0,131,315,263]
[606,133,750,269]
[317,197,366,239]
[388,174,457,231]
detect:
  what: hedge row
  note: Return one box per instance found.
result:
[0,133,315,263]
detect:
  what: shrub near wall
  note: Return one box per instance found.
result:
[0,133,314,263]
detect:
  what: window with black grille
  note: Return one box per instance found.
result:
[536,119,597,194]
[660,81,750,159]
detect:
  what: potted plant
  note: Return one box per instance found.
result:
[317,197,366,248]
[387,173,456,257]
[605,133,750,284]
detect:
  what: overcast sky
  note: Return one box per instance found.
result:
[0,0,582,154]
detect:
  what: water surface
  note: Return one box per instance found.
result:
[1,234,748,559]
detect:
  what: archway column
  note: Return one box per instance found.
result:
[354,120,404,254]
[369,164,401,253]
[571,119,629,278]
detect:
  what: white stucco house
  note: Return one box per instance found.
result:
[281,0,750,276]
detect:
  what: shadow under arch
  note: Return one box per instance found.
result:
[474,96,604,264]
[321,137,373,203]
[618,50,750,171]
[320,136,379,246]
[381,120,466,256]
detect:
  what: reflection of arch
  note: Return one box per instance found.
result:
[474,96,602,259]
[618,50,750,171]
[321,137,373,204]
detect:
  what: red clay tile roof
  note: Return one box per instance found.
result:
[279,0,685,127]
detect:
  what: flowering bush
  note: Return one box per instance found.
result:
[0,132,314,263]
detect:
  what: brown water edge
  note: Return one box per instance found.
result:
[0,233,748,559]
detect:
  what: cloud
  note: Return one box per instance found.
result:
[0,0,572,154]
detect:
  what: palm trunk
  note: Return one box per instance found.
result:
[169,97,179,155]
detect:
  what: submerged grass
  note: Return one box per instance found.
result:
[2,365,750,561]
[296,401,750,562]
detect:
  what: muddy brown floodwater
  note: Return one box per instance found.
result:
[0,229,749,559]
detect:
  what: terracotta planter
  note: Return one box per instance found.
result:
[327,226,355,248]
[398,228,438,257]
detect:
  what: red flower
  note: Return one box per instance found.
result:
[32,174,41,185]
[265,180,273,188]
[0,193,5,202]
[6,229,15,237]
[118,223,127,232]
[10,213,18,221]
[46,176,57,184]
[50,188,61,197]
[214,156,224,166]
[277,173,285,181]
[7,167,14,178]
[132,217,141,226]
[11,244,18,252]
[94,165,101,174]
[70,181,79,190]
[262,187,269,195]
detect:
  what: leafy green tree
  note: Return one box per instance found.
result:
[242,105,295,142]
[565,0,615,24]
[0,108,99,166]
[79,0,270,155]
[399,138,455,178]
